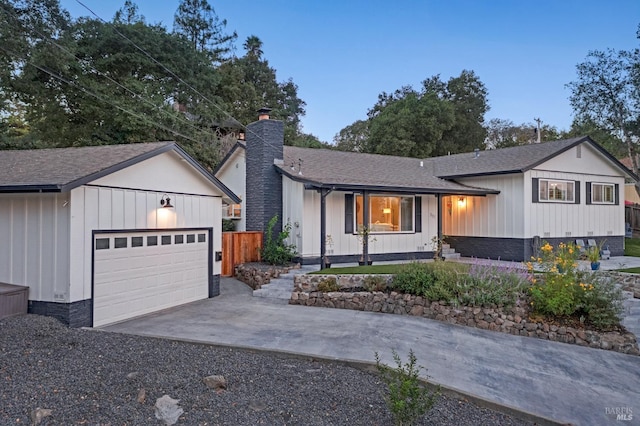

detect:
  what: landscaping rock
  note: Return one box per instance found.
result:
[290,275,639,356]
[30,408,52,425]
[154,395,184,425]
[203,374,227,391]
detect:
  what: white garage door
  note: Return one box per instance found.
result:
[93,229,210,327]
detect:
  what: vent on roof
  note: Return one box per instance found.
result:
[420,161,423,167]
[474,148,480,158]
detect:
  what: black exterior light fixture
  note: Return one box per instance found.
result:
[160,194,174,208]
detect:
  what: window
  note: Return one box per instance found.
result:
[354,195,414,233]
[132,237,143,247]
[591,183,615,204]
[147,236,158,246]
[114,237,127,248]
[95,238,110,250]
[538,179,575,202]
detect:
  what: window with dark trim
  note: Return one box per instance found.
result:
[175,234,184,244]
[587,182,618,205]
[161,235,171,245]
[114,237,127,248]
[132,237,143,247]
[198,233,206,243]
[533,178,579,204]
[591,183,615,204]
[187,234,195,243]
[354,195,415,233]
[147,236,158,246]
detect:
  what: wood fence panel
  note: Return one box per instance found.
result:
[221,231,262,276]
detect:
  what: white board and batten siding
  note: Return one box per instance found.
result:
[69,150,224,303]
[214,148,246,230]
[444,174,524,238]
[0,193,70,303]
[281,176,439,258]
[525,143,625,239]
[444,142,625,240]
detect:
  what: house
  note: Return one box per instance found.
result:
[0,142,240,327]
[215,112,637,266]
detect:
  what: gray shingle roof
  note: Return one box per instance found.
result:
[0,142,242,202]
[278,146,498,195]
[0,142,174,191]
[430,136,637,179]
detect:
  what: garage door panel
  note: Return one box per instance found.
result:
[93,229,210,327]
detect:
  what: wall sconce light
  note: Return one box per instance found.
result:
[383,208,391,214]
[160,194,174,208]
[458,197,466,206]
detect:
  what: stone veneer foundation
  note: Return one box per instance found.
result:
[290,274,639,356]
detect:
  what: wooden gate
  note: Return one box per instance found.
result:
[221,231,263,276]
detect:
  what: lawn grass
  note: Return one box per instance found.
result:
[616,267,640,273]
[310,264,405,275]
[310,262,469,275]
[625,238,640,257]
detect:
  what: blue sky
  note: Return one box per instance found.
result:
[60,0,640,143]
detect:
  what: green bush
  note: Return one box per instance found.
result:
[391,262,436,297]
[391,260,529,308]
[317,276,339,292]
[260,215,297,265]
[222,219,236,232]
[528,242,625,329]
[363,275,388,292]
[375,349,440,426]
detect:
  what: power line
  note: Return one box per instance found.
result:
[0,45,210,146]
[73,0,285,153]
[2,5,214,141]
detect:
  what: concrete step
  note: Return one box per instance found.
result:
[442,252,461,260]
[252,265,318,300]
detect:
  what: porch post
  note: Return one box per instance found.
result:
[437,194,443,242]
[320,189,328,269]
[363,190,370,260]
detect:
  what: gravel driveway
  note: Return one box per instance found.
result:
[0,314,534,425]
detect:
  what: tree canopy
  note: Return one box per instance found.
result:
[0,0,309,170]
[567,26,640,173]
[336,71,488,158]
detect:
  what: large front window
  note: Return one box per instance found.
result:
[355,195,414,232]
[539,179,574,202]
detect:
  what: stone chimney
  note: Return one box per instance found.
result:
[245,108,284,236]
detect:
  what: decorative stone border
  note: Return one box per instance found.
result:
[291,274,639,356]
[607,271,640,298]
[234,262,300,290]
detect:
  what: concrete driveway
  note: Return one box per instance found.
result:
[104,278,640,426]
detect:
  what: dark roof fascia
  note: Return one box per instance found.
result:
[440,169,525,180]
[212,141,246,176]
[59,143,177,192]
[0,184,62,193]
[520,136,639,181]
[279,169,499,196]
[171,143,241,203]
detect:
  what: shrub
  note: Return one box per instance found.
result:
[527,241,625,329]
[363,275,388,292]
[391,262,436,297]
[375,349,440,426]
[222,219,236,232]
[260,215,297,265]
[317,276,339,292]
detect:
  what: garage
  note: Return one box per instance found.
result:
[93,229,211,327]
[0,142,240,327]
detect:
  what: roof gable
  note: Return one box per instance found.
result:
[431,136,637,180]
[0,142,240,202]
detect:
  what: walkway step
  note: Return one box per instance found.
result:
[252,265,318,300]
